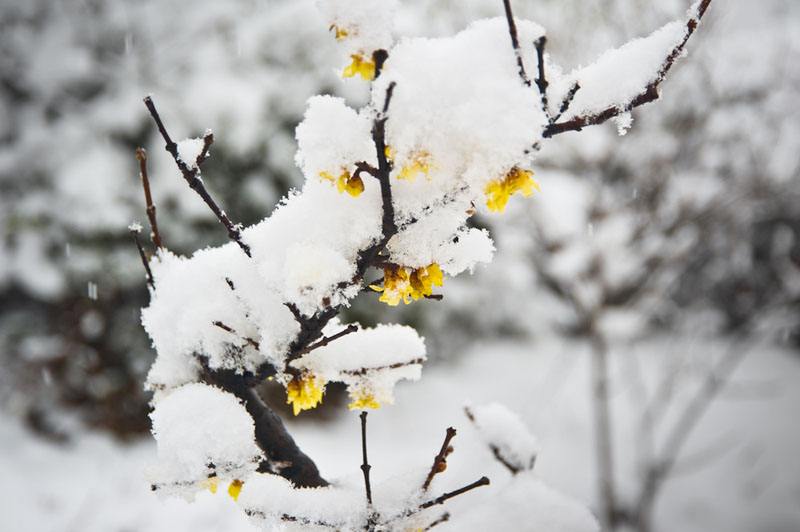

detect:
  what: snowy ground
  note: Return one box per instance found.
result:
[3,337,800,532]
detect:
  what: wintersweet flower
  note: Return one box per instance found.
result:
[370,263,444,306]
[370,265,413,306]
[397,150,433,181]
[348,389,381,410]
[200,476,219,494]
[319,169,364,197]
[342,53,376,81]
[484,167,540,213]
[286,374,325,415]
[227,479,244,501]
[410,263,444,297]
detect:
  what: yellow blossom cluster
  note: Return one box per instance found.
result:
[370,263,444,306]
[342,53,376,81]
[397,151,433,181]
[286,374,325,416]
[200,477,244,501]
[319,169,364,197]
[384,146,433,181]
[484,167,540,213]
[348,388,381,410]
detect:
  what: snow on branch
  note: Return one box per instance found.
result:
[466,403,540,475]
[543,0,714,137]
[133,0,714,527]
[144,96,251,256]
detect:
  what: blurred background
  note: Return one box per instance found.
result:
[1,0,798,531]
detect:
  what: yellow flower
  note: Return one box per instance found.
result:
[384,145,394,161]
[370,266,412,306]
[286,374,325,416]
[319,169,364,197]
[200,476,219,494]
[409,263,444,298]
[397,151,433,181]
[228,479,244,501]
[330,24,349,41]
[348,389,381,410]
[370,263,444,306]
[484,167,540,213]
[343,53,376,81]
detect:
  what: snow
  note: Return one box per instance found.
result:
[4,0,798,530]
[238,473,366,529]
[373,17,547,217]
[558,20,687,121]
[4,337,800,531]
[294,95,376,181]
[457,475,599,532]
[176,137,206,169]
[316,0,398,58]
[149,383,263,498]
[466,402,540,472]
[292,323,426,406]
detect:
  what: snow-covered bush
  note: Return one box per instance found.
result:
[133,0,713,528]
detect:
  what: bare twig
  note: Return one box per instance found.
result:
[130,228,154,289]
[372,82,398,240]
[360,411,373,506]
[424,512,451,530]
[422,427,457,491]
[551,82,581,124]
[135,148,164,249]
[543,0,713,137]
[341,358,425,377]
[296,324,359,356]
[244,509,337,528]
[501,0,531,86]
[212,320,260,350]
[143,96,251,257]
[533,37,551,120]
[197,130,213,166]
[284,302,304,324]
[418,476,490,510]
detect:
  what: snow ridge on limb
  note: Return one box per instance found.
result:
[543,0,714,137]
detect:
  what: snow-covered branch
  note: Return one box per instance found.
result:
[134,0,715,527]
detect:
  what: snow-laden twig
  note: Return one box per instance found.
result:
[543,0,714,137]
[143,96,251,257]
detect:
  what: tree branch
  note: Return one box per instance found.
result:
[419,476,490,510]
[201,364,328,487]
[212,320,260,350]
[501,0,531,87]
[543,0,713,137]
[130,227,154,289]
[422,427,457,491]
[135,148,164,250]
[360,411,374,505]
[143,96,251,257]
[424,512,451,530]
[533,36,551,121]
[296,324,359,356]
